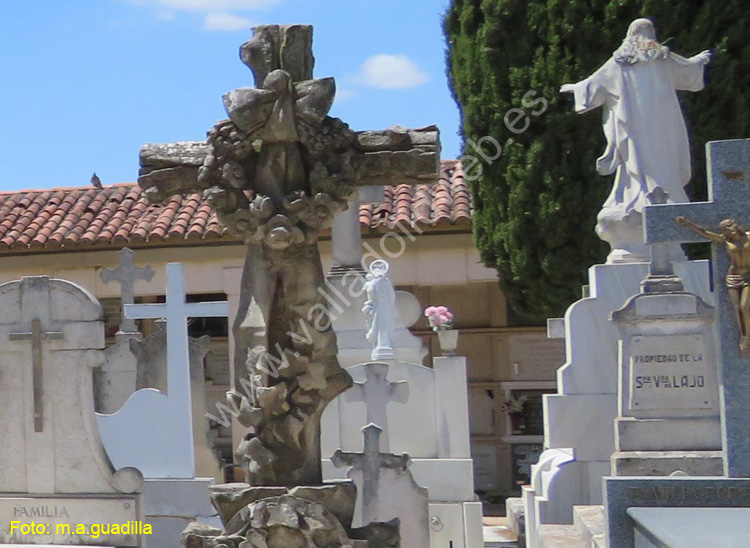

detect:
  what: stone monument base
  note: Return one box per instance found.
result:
[611,450,724,477]
[0,493,144,547]
[182,481,400,548]
[142,478,219,548]
[615,416,721,452]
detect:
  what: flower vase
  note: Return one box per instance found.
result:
[436,329,459,356]
[510,412,525,435]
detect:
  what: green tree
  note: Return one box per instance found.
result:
[445,0,750,323]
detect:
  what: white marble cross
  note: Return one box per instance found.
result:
[332,423,409,525]
[100,247,155,333]
[345,362,409,452]
[97,262,228,478]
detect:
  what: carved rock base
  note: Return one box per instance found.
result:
[182,482,400,548]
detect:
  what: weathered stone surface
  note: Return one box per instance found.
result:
[289,482,357,529]
[221,495,359,548]
[181,521,222,548]
[210,483,287,525]
[349,519,401,548]
[140,141,209,171]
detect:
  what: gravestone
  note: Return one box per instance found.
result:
[519,18,714,547]
[322,357,483,548]
[345,363,409,452]
[602,138,750,547]
[609,243,722,476]
[332,424,430,548]
[136,23,440,547]
[98,262,228,479]
[130,320,222,482]
[97,263,228,548]
[95,248,155,414]
[0,276,144,547]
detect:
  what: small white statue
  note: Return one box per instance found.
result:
[561,18,711,263]
[362,260,397,360]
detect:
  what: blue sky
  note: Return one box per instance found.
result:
[0,0,461,191]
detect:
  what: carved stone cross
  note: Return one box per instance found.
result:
[10,319,64,432]
[135,24,439,487]
[100,247,155,333]
[345,362,409,452]
[644,139,750,477]
[332,423,409,525]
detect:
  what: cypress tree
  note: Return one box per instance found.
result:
[444,0,750,323]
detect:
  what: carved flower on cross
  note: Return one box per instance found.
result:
[297,192,344,231]
[221,160,247,189]
[265,215,306,250]
[203,185,241,212]
[250,195,275,219]
[220,209,262,244]
[297,361,328,391]
[255,383,290,417]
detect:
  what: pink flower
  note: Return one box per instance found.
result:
[435,306,449,315]
[424,306,438,317]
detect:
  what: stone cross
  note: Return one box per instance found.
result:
[135,24,439,488]
[331,423,409,525]
[644,138,750,477]
[9,318,63,432]
[345,362,408,452]
[100,247,155,333]
[98,262,228,478]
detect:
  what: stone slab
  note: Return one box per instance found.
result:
[611,450,724,477]
[627,507,750,548]
[0,494,142,547]
[573,505,605,548]
[142,478,215,518]
[605,476,750,548]
[544,394,618,461]
[615,417,721,451]
[537,524,587,548]
[627,334,713,412]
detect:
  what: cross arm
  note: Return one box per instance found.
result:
[352,126,440,187]
[388,380,409,404]
[138,141,210,202]
[123,303,168,321]
[331,449,361,469]
[644,201,747,245]
[184,301,230,318]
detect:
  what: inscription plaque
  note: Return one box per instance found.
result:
[0,495,141,546]
[629,334,712,411]
[508,333,564,380]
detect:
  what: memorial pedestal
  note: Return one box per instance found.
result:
[611,290,722,477]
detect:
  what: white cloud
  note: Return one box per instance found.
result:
[204,12,253,31]
[355,54,429,90]
[335,89,358,102]
[155,10,176,21]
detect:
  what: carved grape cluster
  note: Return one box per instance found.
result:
[297,117,355,156]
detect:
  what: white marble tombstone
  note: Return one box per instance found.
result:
[96,248,155,414]
[0,276,144,547]
[333,424,430,548]
[322,357,483,548]
[518,261,713,548]
[97,263,228,548]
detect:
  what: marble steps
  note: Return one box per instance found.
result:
[538,506,606,548]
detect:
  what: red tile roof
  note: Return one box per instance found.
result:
[0,160,470,253]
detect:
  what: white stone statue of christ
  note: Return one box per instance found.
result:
[561,18,711,263]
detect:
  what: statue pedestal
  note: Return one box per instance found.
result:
[597,205,686,265]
